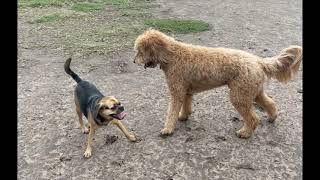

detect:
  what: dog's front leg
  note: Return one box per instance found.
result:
[110,119,137,142]
[84,125,96,158]
[83,113,97,158]
[161,92,185,135]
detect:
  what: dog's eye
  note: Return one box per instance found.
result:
[103,106,109,110]
[110,106,116,110]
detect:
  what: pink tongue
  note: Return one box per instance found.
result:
[115,112,126,120]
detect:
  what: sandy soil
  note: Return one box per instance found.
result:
[18,0,302,179]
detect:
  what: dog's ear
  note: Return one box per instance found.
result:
[142,36,167,58]
[96,101,103,110]
[93,106,100,118]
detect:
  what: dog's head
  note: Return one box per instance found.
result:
[133,29,171,68]
[97,96,126,120]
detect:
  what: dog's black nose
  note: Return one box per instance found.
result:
[119,106,124,111]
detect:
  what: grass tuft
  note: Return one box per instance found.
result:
[18,0,69,8]
[144,19,210,33]
[71,2,104,12]
[34,13,65,23]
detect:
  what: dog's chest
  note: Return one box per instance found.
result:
[98,119,110,126]
[95,115,111,126]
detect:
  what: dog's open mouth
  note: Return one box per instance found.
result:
[111,112,126,120]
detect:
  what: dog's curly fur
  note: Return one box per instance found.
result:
[134,29,302,138]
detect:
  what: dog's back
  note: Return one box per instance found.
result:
[64,58,105,118]
[75,81,104,119]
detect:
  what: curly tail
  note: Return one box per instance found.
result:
[64,57,82,83]
[259,45,302,83]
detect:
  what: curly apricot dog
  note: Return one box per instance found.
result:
[133,29,302,138]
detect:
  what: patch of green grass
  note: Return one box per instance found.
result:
[144,19,210,33]
[120,9,149,17]
[18,0,69,8]
[71,2,104,12]
[70,0,152,14]
[34,13,65,23]
[101,0,149,8]
[101,0,131,7]
[64,23,146,55]
[19,0,211,57]
[101,0,153,17]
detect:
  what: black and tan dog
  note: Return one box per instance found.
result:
[64,58,137,158]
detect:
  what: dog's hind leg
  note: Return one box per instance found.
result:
[229,88,260,139]
[75,96,89,134]
[255,91,277,122]
[178,94,193,121]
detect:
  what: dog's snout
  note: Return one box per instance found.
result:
[133,53,139,63]
[119,106,124,111]
[133,56,138,64]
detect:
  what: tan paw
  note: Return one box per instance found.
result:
[83,149,92,158]
[81,127,89,134]
[160,127,174,135]
[128,134,137,142]
[178,113,189,121]
[268,114,277,123]
[236,128,252,139]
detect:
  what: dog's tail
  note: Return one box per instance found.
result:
[64,57,82,83]
[259,45,302,83]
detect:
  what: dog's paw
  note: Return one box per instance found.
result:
[83,149,92,158]
[128,134,137,142]
[178,111,191,121]
[81,127,89,134]
[178,114,189,121]
[236,128,252,139]
[160,128,174,136]
[268,114,277,123]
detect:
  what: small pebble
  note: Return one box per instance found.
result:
[59,156,72,162]
[185,136,194,143]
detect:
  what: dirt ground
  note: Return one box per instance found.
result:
[18,0,302,179]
